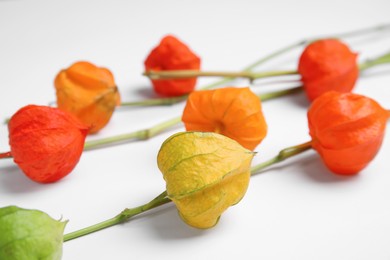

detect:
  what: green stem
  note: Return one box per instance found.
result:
[63,191,171,242]
[144,49,390,81]
[244,23,390,71]
[258,86,303,101]
[250,141,313,176]
[143,69,298,81]
[143,23,390,82]
[359,51,390,71]
[64,141,314,242]
[0,152,12,159]
[124,64,296,108]
[84,117,182,150]
[136,48,390,109]
[126,23,390,108]
[120,95,188,107]
[83,86,303,150]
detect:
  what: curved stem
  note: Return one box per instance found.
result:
[246,23,390,71]
[126,24,390,108]
[84,117,182,150]
[63,191,170,242]
[64,141,314,242]
[143,23,390,82]
[250,141,313,176]
[145,48,390,81]
[241,23,390,74]
[359,51,390,71]
[0,152,12,159]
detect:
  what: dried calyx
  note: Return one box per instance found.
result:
[298,39,359,101]
[144,35,201,97]
[182,87,268,151]
[308,91,389,175]
[55,61,120,134]
[7,105,88,183]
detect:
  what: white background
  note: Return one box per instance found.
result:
[1,0,390,259]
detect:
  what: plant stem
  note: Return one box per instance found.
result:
[143,23,390,82]
[83,117,182,150]
[250,141,313,176]
[121,49,390,108]
[132,49,390,109]
[0,152,12,159]
[83,87,303,150]
[63,191,171,242]
[245,23,390,70]
[0,90,308,158]
[143,69,298,81]
[126,23,390,108]
[120,95,188,107]
[258,86,303,101]
[64,141,314,242]
[144,49,390,81]
[124,57,297,108]
[359,51,390,71]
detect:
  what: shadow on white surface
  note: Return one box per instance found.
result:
[298,154,361,183]
[359,68,390,79]
[285,91,310,108]
[136,86,162,99]
[257,153,360,184]
[148,205,208,240]
[0,164,43,193]
[121,202,209,241]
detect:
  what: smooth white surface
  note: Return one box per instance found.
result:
[1,0,390,259]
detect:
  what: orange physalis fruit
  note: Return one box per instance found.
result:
[54,61,120,134]
[8,105,88,183]
[182,87,267,150]
[298,39,359,101]
[144,35,201,97]
[308,91,389,175]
